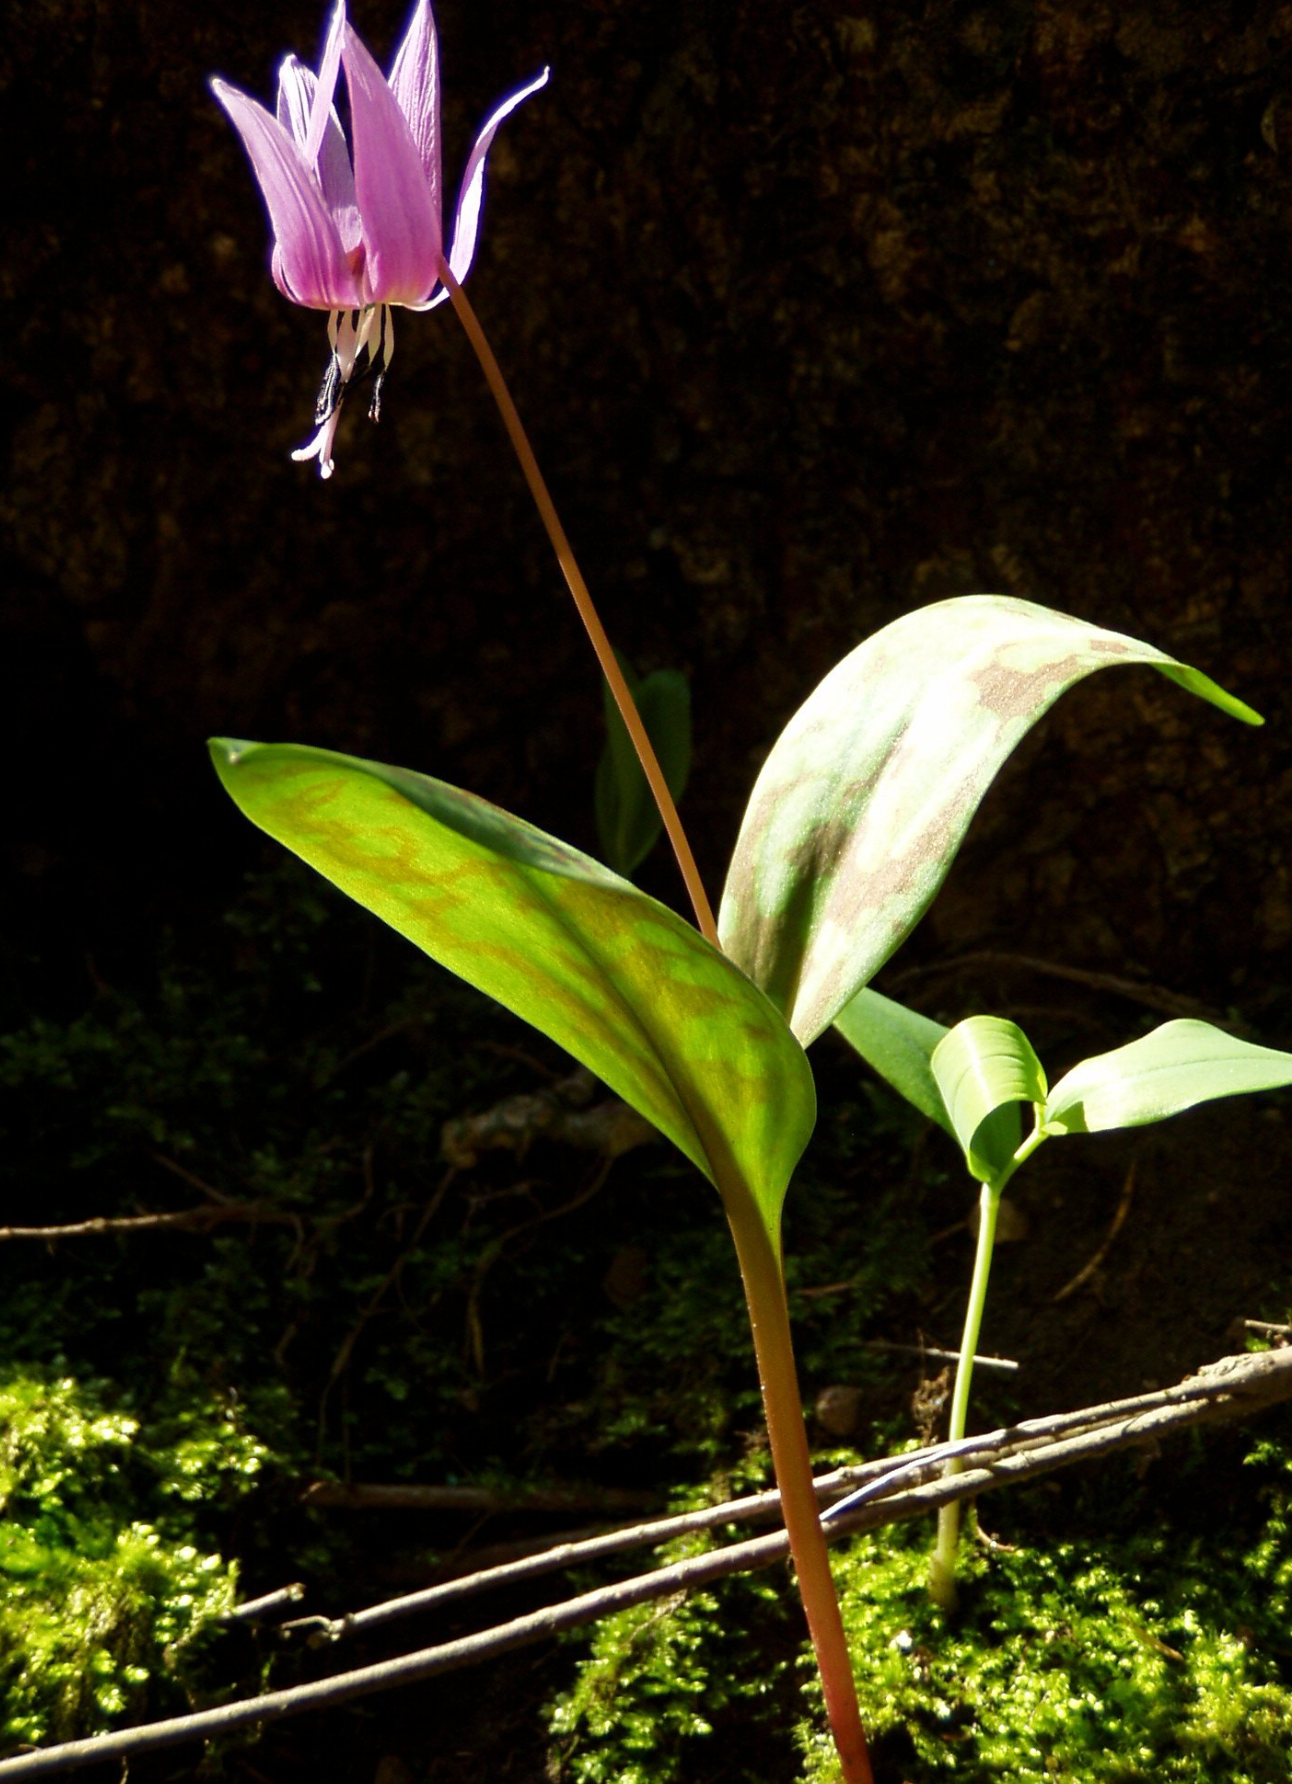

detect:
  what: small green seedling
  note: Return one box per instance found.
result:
[845,998,1292,1607]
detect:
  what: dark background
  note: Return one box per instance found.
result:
[6,0,1292,1014]
[6,3,1292,1775]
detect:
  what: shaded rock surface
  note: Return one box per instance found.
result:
[4,0,1290,1017]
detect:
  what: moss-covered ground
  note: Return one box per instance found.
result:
[3,860,1291,1779]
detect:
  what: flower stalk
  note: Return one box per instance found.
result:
[437,258,719,946]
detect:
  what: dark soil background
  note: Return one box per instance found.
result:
[5,0,1292,1778]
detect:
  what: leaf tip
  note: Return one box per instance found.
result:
[208,737,257,768]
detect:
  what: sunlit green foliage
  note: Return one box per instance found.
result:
[800,1503,1292,1782]
[0,1372,246,1751]
[548,1458,797,1784]
[547,1436,1292,1784]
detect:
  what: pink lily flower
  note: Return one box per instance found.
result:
[211,0,547,477]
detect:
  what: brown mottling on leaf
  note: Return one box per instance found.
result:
[967,654,1094,721]
[793,766,980,1039]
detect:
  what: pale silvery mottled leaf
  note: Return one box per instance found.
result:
[719,596,1260,1045]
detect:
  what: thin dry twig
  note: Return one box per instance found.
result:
[300,1481,658,1515]
[464,1159,611,1374]
[885,949,1240,1029]
[0,1205,299,1242]
[862,1337,1018,1374]
[151,1154,241,1205]
[3,1347,1287,1779]
[1053,1162,1136,1302]
[219,1584,306,1625]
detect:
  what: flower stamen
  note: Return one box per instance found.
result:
[291,303,393,477]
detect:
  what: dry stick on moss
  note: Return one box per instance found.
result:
[4,1347,1288,1781]
[292,1344,1289,1642]
[219,1584,306,1625]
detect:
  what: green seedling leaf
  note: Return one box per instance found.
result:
[931,1016,1043,1183]
[210,739,813,1248]
[719,596,1261,1046]
[834,991,1022,1179]
[833,987,954,1136]
[1043,1019,1292,1135]
[595,663,692,877]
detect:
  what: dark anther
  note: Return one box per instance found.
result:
[313,353,344,425]
[368,369,387,425]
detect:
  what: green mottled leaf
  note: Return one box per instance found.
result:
[833,987,954,1136]
[719,596,1261,1045]
[931,1016,1044,1183]
[210,739,813,1247]
[1043,1019,1292,1136]
[595,664,692,878]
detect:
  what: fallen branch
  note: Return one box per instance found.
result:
[219,1584,306,1625]
[3,1345,1288,1779]
[860,1337,1018,1374]
[286,1343,1291,1641]
[301,1481,659,1515]
[0,1205,299,1242]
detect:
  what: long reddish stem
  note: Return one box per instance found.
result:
[726,1206,875,1784]
[437,260,719,949]
[437,260,866,1765]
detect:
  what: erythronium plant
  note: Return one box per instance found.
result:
[211,593,1261,1779]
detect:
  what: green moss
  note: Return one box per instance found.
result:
[548,1459,801,1784]
[0,1371,245,1752]
[545,1438,1292,1784]
[798,1476,1292,1783]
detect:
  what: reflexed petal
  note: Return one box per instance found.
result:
[211,77,363,308]
[276,55,361,252]
[388,0,441,221]
[416,65,549,310]
[341,23,442,304]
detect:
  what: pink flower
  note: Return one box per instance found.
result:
[211,0,547,476]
